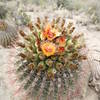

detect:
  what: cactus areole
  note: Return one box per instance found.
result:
[16,17,87,99]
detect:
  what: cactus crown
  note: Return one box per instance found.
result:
[16,17,87,99]
[0,20,7,31]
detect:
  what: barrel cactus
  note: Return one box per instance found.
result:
[0,20,17,47]
[0,3,18,47]
[16,17,87,100]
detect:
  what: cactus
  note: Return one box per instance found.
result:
[16,17,87,99]
[0,20,17,47]
[0,5,8,19]
[0,3,18,47]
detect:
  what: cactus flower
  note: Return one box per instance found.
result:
[43,24,58,41]
[41,42,56,56]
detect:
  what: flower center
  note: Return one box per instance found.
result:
[44,46,53,52]
[41,42,56,57]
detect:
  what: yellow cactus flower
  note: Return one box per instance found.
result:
[41,42,56,57]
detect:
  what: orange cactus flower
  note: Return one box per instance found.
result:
[56,36,66,46]
[43,23,51,38]
[45,23,51,32]
[41,42,56,57]
[43,24,57,41]
[46,29,57,41]
[58,47,65,52]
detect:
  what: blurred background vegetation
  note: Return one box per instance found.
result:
[0,0,100,24]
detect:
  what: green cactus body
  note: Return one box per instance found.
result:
[16,17,87,100]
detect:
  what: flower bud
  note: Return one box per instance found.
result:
[45,59,53,67]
